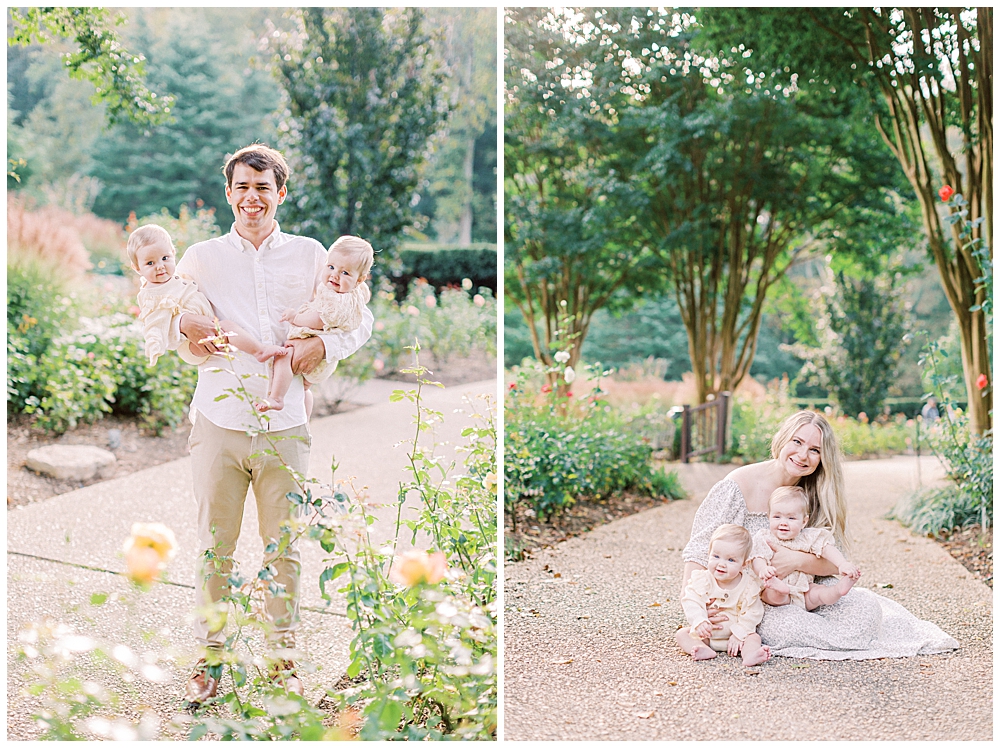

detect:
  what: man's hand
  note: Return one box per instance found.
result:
[180,313,221,354]
[287,336,325,375]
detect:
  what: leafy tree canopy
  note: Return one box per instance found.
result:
[8,7,172,127]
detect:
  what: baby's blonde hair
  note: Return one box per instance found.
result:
[708,524,752,563]
[768,486,810,516]
[126,224,174,271]
[329,235,375,278]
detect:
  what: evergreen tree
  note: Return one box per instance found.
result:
[88,10,281,224]
[270,8,450,259]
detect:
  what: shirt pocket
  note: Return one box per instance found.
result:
[270,270,312,311]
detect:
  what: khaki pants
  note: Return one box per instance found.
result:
[188,414,311,649]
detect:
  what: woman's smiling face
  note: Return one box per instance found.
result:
[777,423,823,478]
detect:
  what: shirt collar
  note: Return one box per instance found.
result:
[228,222,283,252]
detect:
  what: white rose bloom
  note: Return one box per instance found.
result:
[554,351,570,363]
[564,366,576,384]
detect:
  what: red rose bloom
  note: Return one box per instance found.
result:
[541,384,552,394]
[508,382,516,391]
[976,373,988,390]
[938,185,955,202]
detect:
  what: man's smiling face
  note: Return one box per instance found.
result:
[225,162,286,238]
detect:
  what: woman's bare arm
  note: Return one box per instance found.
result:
[768,545,838,577]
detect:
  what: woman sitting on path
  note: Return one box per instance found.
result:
[681,410,959,660]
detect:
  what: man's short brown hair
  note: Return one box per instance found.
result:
[223,144,290,190]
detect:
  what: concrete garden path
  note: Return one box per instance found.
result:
[503,456,992,741]
[7,377,496,740]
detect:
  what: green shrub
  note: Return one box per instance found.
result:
[891,485,987,537]
[392,247,496,298]
[729,379,914,462]
[13,307,197,435]
[504,362,682,522]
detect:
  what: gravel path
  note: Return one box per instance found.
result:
[502,456,992,741]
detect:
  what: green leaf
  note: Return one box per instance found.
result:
[89,592,108,606]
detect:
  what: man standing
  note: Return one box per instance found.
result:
[175,144,373,704]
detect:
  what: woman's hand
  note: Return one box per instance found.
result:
[705,602,730,629]
[767,541,839,577]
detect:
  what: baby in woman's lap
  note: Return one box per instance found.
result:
[676,524,771,666]
[751,486,861,610]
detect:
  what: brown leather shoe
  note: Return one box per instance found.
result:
[185,658,220,706]
[270,660,304,697]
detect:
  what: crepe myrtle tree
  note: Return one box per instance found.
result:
[504,8,660,392]
[578,7,905,404]
[700,6,992,432]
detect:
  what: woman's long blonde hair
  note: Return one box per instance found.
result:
[770,411,849,550]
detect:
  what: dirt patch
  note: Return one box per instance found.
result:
[505,491,674,560]
[7,354,495,510]
[7,414,194,509]
[934,525,992,587]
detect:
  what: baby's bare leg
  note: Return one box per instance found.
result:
[740,633,771,667]
[304,383,314,419]
[675,628,717,661]
[257,353,294,413]
[760,582,791,607]
[216,319,288,363]
[804,576,858,611]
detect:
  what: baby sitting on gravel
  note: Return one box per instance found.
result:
[676,524,771,666]
[750,486,861,610]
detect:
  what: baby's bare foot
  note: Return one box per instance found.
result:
[835,572,859,597]
[254,345,289,363]
[255,397,284,413]
[765,576,790,594]
[743,645,771,667]
[691,644,717,661]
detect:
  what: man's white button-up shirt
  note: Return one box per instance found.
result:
[175,223,374,432]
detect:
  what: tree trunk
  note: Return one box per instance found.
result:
[458,134,475,246]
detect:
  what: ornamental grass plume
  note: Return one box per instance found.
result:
[123,523,177,586]
[391,550,447,586]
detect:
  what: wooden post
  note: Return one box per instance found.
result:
[681,405,691,464]
[716,392,731,460]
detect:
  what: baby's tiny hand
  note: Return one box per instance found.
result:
[280,308,297,323]
[762,565,777,581]
[727,634,742,657]
[694,621,713,640]
[840,562,861,580]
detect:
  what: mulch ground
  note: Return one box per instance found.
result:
[505,492,994,588]
[7,355,495,511]
[505,492,674,561]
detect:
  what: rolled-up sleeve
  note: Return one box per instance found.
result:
[318,305,374,364]
[682,479,743,568]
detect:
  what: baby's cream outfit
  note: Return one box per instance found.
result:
[681,569,764,652]
[286,282,371,384]
[137,276,213,366]
[751,527,837,608]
